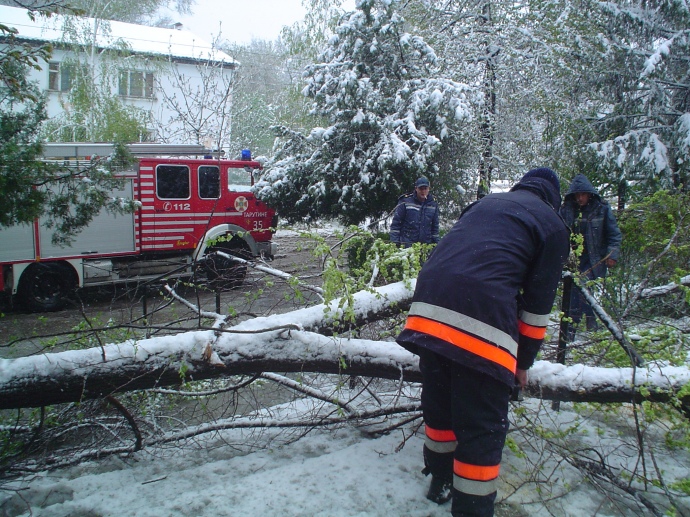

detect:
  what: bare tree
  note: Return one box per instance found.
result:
[153,35,235,153]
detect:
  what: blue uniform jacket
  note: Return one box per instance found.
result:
[397,177,570,387]
[389,192,439,245]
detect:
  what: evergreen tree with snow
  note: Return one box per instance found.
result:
[535,0,690,205]
[254,0,477,225]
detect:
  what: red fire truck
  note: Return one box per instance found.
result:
[0,143,278,312]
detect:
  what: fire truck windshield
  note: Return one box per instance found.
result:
[228,167,253,191]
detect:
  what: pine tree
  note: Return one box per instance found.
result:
[255,0,477,225]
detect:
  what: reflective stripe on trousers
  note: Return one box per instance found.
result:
[425,425,457,454]
[453,460,500,496]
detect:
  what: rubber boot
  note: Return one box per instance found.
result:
[423,445,453,504]
[426,472,452,504]
[566,327,576,342]
[586,316,599,331]
[566,320,579,342]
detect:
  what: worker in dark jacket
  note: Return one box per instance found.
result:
[559,174,622,332]
[397,168,570,517]
[389,176,440,246]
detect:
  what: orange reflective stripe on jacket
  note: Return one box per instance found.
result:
[405,316,517,373]
[518,320,547,340]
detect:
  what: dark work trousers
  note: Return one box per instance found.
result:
[418,347,512,517]
[569,267,597,327]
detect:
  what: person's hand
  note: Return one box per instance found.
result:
[606,258,617,268]
[515,368,528,388]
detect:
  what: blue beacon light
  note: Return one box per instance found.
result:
[241,149,251,160]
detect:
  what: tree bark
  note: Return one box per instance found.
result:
[2,279,689,411]
[2,325,690,410]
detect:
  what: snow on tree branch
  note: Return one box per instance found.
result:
[2,278,690,411]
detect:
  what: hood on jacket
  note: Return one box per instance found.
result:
[510,168,562,209]
[564,174,600,202]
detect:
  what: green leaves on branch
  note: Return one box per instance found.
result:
[312,226,432,323]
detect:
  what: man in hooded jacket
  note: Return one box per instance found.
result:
[396,168,570,517]
[559,174,622,332]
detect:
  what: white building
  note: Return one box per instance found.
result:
[1,5,237,147]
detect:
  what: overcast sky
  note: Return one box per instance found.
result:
[170,0,307,45]
[167,0,358,45]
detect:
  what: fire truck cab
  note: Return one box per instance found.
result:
[0,143,278,312]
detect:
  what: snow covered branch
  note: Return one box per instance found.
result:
[571,275,645,367]
[213,251,325,298]
[3,279,690,412]
[0,281,416,409]
[3,328,690,411]
[639,274,690,299]
[527,360,690,407]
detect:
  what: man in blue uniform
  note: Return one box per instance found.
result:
[559,174,622,333]
[389,176,440,246]
[397,168,570,516]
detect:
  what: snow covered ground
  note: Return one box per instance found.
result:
[4,392,689,517]
[2,225,689,516]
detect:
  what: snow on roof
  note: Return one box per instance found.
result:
[1,5,236,66]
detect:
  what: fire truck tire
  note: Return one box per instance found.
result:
[204,243,250,289]
[17,262,75,312]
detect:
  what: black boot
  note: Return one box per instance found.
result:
[426,473,452,504]
[422,445,454,505]
[451,487,497,516]
[566,327,576,342]
[586,317,599,331]
[566,320,580,342]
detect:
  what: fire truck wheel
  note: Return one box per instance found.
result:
[204,245,250,289]
[17,263,74,312]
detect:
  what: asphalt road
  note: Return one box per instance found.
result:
[0,230,328,359]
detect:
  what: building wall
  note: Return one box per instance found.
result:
[23,48,233,146]
[2,5,236,148]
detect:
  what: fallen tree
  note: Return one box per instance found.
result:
[2,280,690,411]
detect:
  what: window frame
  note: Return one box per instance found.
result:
[198,166,221,199]
[156,165,191,200]
[118,70,155,99]
[48,62,74,92]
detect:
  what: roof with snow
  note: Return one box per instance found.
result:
[0,5,236,67]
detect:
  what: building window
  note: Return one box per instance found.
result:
[119,71,154,98]
[48,62,75,91]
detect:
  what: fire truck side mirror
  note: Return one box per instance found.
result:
[244,166,254,186]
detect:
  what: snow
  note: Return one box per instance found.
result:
[5,388,690,516]
[0,5,234,64]
[677,113,690,162]
[530,359,690,391]
[3,271,690,514]
[641,38,672,78]
[0,420,442,516]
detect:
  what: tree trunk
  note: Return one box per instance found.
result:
[2,279,688,412]
[476,0,497,200]
[2,327,690,411]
